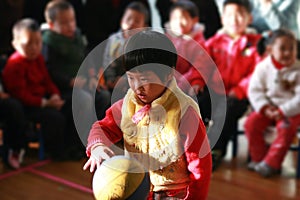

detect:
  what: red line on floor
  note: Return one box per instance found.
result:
[27,168,93,194]
[0,159,51,180]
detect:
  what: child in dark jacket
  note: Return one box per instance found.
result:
[42,0,111,153]
[42,0,111,117]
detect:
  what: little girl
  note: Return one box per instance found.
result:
[245,28,300,177]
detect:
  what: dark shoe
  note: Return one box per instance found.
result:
[247,161,259,171]
[212,150,223,171]
[254,161,281,177]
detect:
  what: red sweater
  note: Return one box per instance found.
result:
[166,25,208,92]
[205,32,262,99]
[2,52,60,107]
[86,99,212,200]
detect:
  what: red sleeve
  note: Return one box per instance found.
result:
[2,58,43,106]
[180,107,212,200]
[86,99,124,156]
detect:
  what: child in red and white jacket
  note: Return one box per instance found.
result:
[83,31,212,200]
[203,0,262,170]
[245,29,300,177]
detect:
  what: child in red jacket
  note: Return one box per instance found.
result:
[203,0,262,170]
[165,0,208,97]
[2,18,68,160]
[83,30,212,200]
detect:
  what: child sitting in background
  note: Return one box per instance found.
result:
[83,30,212,199]
[42,0,110,156]
[203,0,262,170]
[165,0,208,97]
[42,0,110,120]
[102,1,149,102]
[245,29,300,177]
[2,18,68,161]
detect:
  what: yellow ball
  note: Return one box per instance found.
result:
[92,156,148,200]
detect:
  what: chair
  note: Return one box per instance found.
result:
[26,122,45,160]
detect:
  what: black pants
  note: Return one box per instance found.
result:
[0,97,26,151]
[25,106,66,158]
[197,88,249,156]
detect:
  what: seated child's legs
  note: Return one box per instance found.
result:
[244,112,273,162]
[213,97,248,156]
[25,106,66,160]
[0,98,26,150]
[264,114,300,169]
[0,98,26,169]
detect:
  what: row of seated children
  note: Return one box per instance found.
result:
[100,0,300,176]
[100,0,262,172]
[0,0,111,169]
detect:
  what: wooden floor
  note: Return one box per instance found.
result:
[0,136,299,200]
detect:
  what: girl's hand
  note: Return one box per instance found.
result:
[83,145,115,173]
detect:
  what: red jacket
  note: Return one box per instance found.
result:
[86,99,212,200]
[2,52,60,107]
[166,23,210,92]
[205,31,262,99]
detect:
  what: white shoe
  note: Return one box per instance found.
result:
[247,161,259,171]
[8,149,20,169]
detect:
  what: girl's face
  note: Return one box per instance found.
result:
[50,8,76,38]
[13,30,42,60]
[270,36,297,67]
[222,4,252,38]
[126,70,171,104]
[121,9,146,38]
[169,8,198,35]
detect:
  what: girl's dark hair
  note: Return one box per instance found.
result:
[125,1,150,25]
[169,0,199,18]
[257,29,296,56]
[123,30,177,81]
[223,0,252,13]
